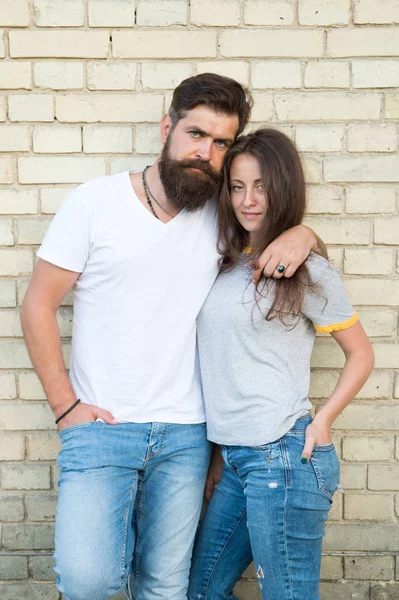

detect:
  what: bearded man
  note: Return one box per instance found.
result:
[21,73,323,600]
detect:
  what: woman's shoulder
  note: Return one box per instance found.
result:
[305,251,341,284]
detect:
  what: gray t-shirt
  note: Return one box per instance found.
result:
[197,252,358,446]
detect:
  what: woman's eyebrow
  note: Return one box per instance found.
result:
[230,178,263,183]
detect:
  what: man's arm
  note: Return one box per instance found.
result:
[252,224,327,282]
[21,258,117,430]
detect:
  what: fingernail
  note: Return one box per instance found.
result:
[301,457,308,464]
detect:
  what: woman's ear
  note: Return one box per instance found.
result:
[160,114,172,144]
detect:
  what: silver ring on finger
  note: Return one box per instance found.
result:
[276,264,285,274]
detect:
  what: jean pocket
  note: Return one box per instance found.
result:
[58,421,96,437]
[313,441,334,450]
[310,444,340,500]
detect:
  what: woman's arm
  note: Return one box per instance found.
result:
[301,321,374,462]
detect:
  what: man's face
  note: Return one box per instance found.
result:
[158,105,239,212]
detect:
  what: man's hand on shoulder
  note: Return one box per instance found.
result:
[252,224,323,283]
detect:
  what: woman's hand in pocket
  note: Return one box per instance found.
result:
[301,417,332,464]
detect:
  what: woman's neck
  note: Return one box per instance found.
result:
[248,233,257,247]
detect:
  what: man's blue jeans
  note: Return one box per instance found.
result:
[54,421,211,600]
[188,415,340,600]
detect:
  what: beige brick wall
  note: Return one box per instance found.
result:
[0,1,398,598]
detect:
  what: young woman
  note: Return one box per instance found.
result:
[188,129,374,600]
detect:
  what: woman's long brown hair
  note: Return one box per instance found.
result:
[218,128,320,324]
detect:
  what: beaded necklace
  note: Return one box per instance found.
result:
[141,167,159,219]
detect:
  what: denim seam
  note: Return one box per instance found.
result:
[282,486,294,600]
[144,423,169,463]
[204,508,248,600]
[225,448,243,482]
[280,438,292,488]
[280,437,295,599]
[134,474,145,586]
[143,423,157,465]
[119,471,138,589]
[150,422,169,459]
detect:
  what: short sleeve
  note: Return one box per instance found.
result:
[37,188,93,273]
[302,253,358,333]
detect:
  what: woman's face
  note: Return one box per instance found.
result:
[229,153,267,244]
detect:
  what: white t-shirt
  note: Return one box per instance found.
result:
[37,172,219,423]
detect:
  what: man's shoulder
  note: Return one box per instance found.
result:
[74,172,128,203]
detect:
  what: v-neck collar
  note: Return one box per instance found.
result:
[126,171,186,230]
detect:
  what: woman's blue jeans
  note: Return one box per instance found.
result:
[189,415,340,600]
[54,421,211,600]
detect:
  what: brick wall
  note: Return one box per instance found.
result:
[0,1,398,598]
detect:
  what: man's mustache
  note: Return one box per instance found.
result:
[174,159,221,180]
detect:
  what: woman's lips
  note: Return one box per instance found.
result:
[242,212,261,219]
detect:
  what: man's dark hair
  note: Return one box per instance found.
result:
[168,73,253,137]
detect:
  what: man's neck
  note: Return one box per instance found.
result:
[129,160,179,223]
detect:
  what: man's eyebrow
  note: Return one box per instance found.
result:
[186,125,208,135]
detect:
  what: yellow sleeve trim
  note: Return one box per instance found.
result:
[314,311,359,333]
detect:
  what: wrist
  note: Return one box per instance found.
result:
[313,410,334,429]
[50,396,79,419]
[306,227,318,251]
[55,399,81,425]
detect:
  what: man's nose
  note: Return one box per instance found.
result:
[195,139,212,161]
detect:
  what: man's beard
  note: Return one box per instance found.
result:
[158,135,223,213]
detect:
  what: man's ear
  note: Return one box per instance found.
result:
[160,114,172,144]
